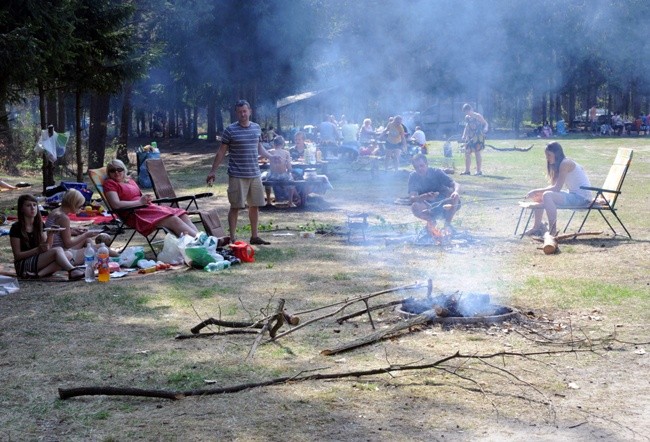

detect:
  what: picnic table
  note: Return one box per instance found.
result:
[259,160,328,176]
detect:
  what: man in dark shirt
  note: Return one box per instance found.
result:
[408,154,460,228]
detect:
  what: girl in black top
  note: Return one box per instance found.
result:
[9,194,84,280]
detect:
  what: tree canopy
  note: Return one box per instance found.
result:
[2,0,650,166]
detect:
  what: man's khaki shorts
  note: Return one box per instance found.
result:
[228,176,266,209]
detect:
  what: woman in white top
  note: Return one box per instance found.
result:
[525,142,592,236]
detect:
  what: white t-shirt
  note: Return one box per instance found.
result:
[411,129,426,146]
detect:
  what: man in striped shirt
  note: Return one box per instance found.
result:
[206,100,274,245]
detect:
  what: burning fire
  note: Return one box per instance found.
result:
[426,221,450,244]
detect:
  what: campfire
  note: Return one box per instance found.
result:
[398,292,517,325]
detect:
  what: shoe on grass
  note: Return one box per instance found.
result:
[250,237,270,245]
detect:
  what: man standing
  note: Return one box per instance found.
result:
[206,100,273,245]
[408,154,461,231]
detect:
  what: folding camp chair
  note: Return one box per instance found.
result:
[515,148,633,238]
[144,158,229,245]
[145,158,213,211]
[87,167,166,257]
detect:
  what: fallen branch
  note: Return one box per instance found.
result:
[246,299,285,360]
[58,348,589,401]
[175,330,259,340]
[322,309,436,355]
[487,144,534,152]
[190,318,263,334]
[336,299,406,324]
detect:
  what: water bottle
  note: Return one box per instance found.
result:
[84,242,96,283]
[204,261,231,272]
[97,244,110,283]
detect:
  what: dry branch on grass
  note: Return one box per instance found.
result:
[58,348,591,402]
[179,281,427,342]
[323,309,436,355]
[487,144,534,152]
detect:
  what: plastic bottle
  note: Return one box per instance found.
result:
[84,242,96,283]
[97,244,110,283]
[316,149,322,162]
[204,261,231,272]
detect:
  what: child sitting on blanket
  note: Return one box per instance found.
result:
[44,189,118,264]
[9,194,84,280]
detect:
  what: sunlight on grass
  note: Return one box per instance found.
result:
[522,276,643,307]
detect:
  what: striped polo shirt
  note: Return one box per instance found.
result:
[222,121,262,178]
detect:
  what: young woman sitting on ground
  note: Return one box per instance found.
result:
[10,194,85,280]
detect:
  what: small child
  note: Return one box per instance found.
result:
[265,136,300,207]
[9,194,84,280]
[44,189,118,263]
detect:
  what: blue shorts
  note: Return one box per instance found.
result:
[557,191,591,207]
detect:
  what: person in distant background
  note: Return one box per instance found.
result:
[589,105,598,132]
[460,103,488,176]
[0,179,17,190]
[340,119,360,159]
[611,113,624,136]
[384,115,407,172]
[358,118,376,144]
[263,136,299,208]
[409,126,427,154]
[289,131,308,162]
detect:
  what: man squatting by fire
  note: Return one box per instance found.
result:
[408,154,461,232]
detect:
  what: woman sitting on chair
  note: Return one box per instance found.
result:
[103,159,198,238]
[525,142,592,236]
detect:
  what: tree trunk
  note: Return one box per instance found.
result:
[192,106,198,140]
[88,93,110,169]
[75,91,83,181]
[39,80,55,192]
[57,90,66,132]
[568,87,576,128]
[0,89,17,174]
[216,105,224,134]
[207,96,216,142]
[117,82,132,164]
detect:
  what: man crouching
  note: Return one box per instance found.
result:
[408,154,461,232]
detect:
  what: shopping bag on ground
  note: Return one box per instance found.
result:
[0,275,20,296]
[158,233,184,265]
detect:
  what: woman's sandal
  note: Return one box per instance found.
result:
[68,268,85,281]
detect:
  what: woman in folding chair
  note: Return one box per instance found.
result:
[103,160,199,238]
[524,142,592,236]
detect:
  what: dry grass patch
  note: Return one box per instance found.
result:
[1,138,649,440]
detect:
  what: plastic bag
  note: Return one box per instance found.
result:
[0,275,20,296]
[184,247,219,269]
[178,232,223,268]
[157,233,185,265]
[34,130,70,162]
[118,246,145,268]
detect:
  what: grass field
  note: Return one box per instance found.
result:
[1,137,649,441]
